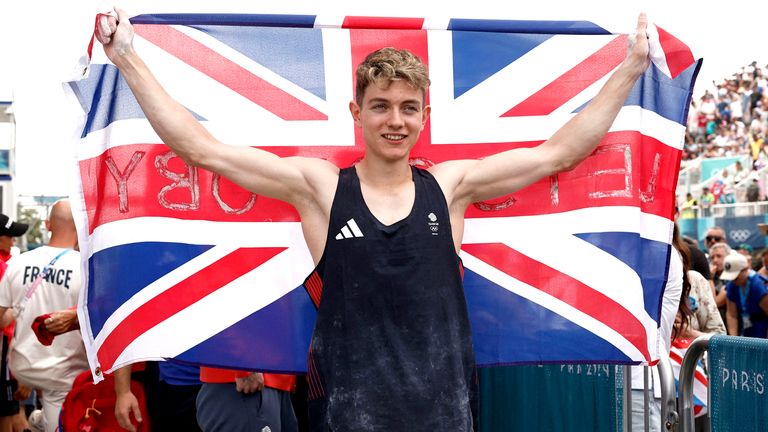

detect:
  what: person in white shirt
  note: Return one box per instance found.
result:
[0,199,88,432]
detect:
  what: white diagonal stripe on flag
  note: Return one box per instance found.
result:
[460,251,645,361]
[109,246,309,371]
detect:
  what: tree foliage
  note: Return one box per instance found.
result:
[16,204,44,250]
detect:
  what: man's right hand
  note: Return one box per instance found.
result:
[235,372,265,394]
[95,7,135,63]
[115,390,143,432]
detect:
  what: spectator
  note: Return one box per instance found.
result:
[679,193,698,219]
[709,242,732,331]
[681,236,712,282]
[115,361,203,432]
[703,226,726,251]
[750,132,764,167]
[699,187,715,216]
[0,199,88,432]
[723,253,768,338]
[746,171,761,202]
[0,214,29,432]
[677,269,726,338]
[195,367,297,432]
[732,160,748,184]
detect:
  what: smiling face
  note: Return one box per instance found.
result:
[350,80,430,163]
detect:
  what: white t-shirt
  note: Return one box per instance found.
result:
[0,246,88,390]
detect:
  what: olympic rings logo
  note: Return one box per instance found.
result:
[729,229,751,243]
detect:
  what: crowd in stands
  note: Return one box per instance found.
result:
[679,62,768,212]
[685,61,768,165]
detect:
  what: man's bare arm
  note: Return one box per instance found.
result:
[114,366,142,432]
[434,13,651,207]
[95,9,337,207]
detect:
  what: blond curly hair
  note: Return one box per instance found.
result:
[355,47,430,106]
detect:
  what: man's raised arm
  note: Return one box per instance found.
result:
[95,9,337,206]
[435,13,651,207]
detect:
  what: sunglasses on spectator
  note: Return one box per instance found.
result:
[706,235,723,242]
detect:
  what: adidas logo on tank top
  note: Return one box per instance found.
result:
[334,218,364,240]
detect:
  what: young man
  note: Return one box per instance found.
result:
[96,9,650,430]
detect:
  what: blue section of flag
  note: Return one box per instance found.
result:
[189,25,327,100]
[176,286,316,373]
[131,13,318,28]
[86,242,212,336]
[69,64,204,137]
[625,60,700,125]
[466,268,633,365]
[448,19,610,35]
[451,32,551,98]
[575,232,671,323]
[574,59,702,125]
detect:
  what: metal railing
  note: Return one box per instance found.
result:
[658,357,679,431]
[677,156,750,193]
[623,359,679,432]
[678,201,768,219]
[677,334,712,432]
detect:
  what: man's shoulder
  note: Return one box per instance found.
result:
[12,246,78,265]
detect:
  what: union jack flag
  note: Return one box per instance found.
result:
[66,13,701,380]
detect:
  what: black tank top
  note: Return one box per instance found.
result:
[303,166,476,431]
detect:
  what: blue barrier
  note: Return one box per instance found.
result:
[679,334,768,432]
[481,361,680,431]
[479,364,624,431]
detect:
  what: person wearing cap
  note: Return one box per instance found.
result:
[0,213,28,431]
[0,214,28,263]
[723,253,768,338]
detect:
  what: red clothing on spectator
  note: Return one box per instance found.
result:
[199,367,295,392]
